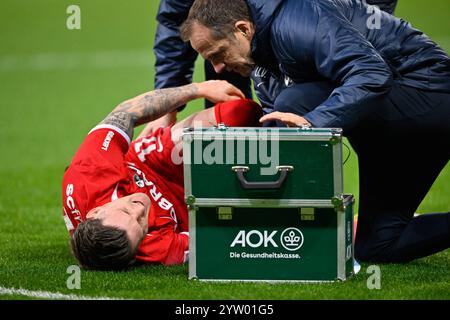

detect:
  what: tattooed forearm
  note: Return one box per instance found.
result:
[117,84,198,125]
[100,111,135,139]
[97,83,199,139]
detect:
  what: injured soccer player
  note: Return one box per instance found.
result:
[62,80,263,271]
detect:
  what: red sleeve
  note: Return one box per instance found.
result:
[72,124,131,167]
[136,218,189,265]
[62,125,131,233]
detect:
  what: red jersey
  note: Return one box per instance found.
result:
[62,124,188,265]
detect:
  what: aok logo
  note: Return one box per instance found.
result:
[230,228,304,251]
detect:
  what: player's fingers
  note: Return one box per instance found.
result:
[227,85,245,99]
[227,95,242,101]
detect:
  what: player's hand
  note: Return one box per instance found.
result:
[196,80,245,103]
[137,111,177,139]
[259,112,312,127]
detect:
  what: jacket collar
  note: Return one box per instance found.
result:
[247,0,284,69]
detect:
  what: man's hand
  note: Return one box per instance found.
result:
[259,112,312,127]
[196,80,245,104]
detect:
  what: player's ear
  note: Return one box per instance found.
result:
[86,207,102,219]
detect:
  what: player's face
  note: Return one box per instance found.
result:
[86,193,150,250]
[190,22,255,77]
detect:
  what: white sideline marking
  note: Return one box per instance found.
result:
[0,49,154,72]
[0,286,123,300]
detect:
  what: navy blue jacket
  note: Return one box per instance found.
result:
[154,0,397,91]
[248,0,450,128]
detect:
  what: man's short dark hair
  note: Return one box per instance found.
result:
[70,219,136,271]
[180,0,252,41]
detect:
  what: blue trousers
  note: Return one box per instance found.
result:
[274,82,450,263]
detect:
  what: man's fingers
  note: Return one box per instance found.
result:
[260,112,310,127]
[233,87,246,99]
[225,85,245,100]
[259,112,283,123]
[223,87,245,101]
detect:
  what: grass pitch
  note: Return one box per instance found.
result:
[0,0,449,300]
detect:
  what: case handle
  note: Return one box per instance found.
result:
[231,166,294,190]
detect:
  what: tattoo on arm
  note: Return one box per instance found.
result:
[100,111,135,140]
[98,84,199,140]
